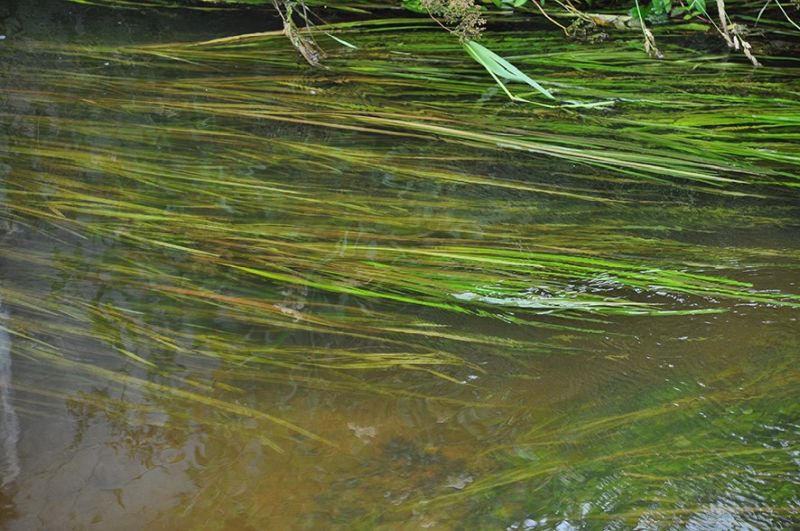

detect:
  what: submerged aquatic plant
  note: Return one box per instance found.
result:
[413,345,800,527]
[66,0,800,71]
[0,5,798,528]
[0,1,798,488]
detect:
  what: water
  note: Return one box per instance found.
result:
[0,299,20,488]
[1,1,799,529]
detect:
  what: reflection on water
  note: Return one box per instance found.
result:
[1,0,799,529]
[0,300,20,487]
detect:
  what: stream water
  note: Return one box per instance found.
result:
[1,1,799,529]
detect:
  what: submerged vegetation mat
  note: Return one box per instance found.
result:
[1,3,799,528]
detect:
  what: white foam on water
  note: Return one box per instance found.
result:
[0,300,20,486]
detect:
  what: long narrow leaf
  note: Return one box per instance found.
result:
[463,40,555,100]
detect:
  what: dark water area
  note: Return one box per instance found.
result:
[1,1,799,529]
[1,0,280,43]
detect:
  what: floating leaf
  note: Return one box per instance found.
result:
[463,40,555,100]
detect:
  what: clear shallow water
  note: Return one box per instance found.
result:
[1,1,799,529]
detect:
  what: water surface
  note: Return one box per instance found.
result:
[1,1,799,529]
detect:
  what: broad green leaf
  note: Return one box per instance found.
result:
[463,40,555,100]
[688,0,706,13]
